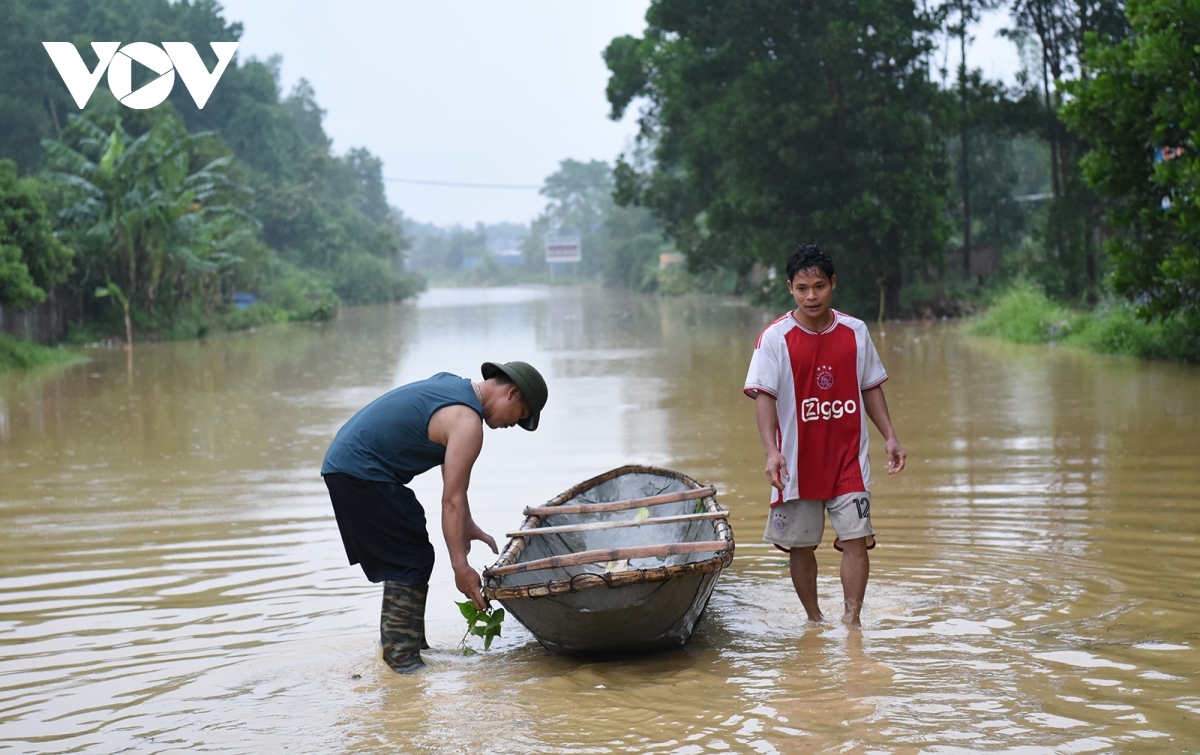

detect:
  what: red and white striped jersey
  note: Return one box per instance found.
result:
[744,309,888,504]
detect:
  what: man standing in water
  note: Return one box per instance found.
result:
[744,244,905,627]
[321,361,548,672]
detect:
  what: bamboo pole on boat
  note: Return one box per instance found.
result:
[505,510,728,539]
[482,540,732,577]
[523,486,716,517]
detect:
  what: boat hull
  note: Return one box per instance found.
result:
[484,465,735,655]
[500,569,721,654]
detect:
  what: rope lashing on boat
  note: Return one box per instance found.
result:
[569,571,616,591]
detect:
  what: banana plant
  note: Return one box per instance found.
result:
[42,113,252,319]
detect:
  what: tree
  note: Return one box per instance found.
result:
[1004,0,1129,300]
[1061,0,1200,319]
[945,0,1003,276]
[0,159,74,309]
[0,0,245,171]
[42,111,252,316]
[519,159,670,288]
[533,159,614,278]
[0,0,419,337]
[605,0,952,314]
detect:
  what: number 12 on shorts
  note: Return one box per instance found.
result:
[853,497,871,519]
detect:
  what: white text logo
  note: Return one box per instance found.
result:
[801,397,857,422]
[43,41,239,110]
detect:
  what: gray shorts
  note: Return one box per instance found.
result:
[763,492,875,551]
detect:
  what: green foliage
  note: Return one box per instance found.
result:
[1061,0,1200,320]
[1070,305,1200,362]
[334,252,422,305]
[969,280,1200,362]
[605,0,952,314]
[536,159,614,278]
[0,160,74,308]
[0,0,418,348]
[521,159,673,290]
[43,111,253,316]
[657,262,740,297]
[0,333,80,373]
[407,224,489,274]
[257,259,340,321]
[1002,0,1129,303]
[949,73,1039,272]
[221,302,288,330]
[604,204,672,291]
[456,600,505,654]
[0,0,245,171]
[967,279,1078,343]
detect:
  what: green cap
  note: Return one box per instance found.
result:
[481,360,548,431]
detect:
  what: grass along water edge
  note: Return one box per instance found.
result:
[967,281,1200,364]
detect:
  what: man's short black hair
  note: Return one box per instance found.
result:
[786,243,835,282]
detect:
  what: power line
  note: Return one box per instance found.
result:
[383,176,541,190]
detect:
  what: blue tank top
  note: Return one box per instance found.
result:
[320,373,483,484]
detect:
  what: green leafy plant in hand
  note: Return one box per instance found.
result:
[456,601,505,656]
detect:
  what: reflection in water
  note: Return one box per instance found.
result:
[1,287,1198,753]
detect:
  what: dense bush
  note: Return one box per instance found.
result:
[968,280,1200,363]
[0,333,79,372]
[257,259,339,321]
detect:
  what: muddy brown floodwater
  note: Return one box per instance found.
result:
[2,286,1198,754]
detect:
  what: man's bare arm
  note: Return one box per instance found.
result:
[429,405,497,610]
[862,386,906,474]
[754,391,788,491]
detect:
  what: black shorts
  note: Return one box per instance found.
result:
[323,473,436,584]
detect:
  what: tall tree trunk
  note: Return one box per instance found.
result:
[147,252,163,312]
[123,302,133,352]
[126,231,137,306]
[47,98,62,133]
[959,0,971,278]
[1043,50,1061,199]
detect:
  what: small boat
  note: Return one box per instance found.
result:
[482,465,735,654]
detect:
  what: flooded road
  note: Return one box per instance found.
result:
[2,285,1198,753]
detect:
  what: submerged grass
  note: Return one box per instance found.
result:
[968,281,1200,364]
[0,333,83,374]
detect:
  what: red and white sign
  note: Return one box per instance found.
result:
[544,236,581,264]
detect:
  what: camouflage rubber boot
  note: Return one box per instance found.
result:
[380,581,428,673]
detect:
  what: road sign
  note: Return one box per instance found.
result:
[544,236,581,264]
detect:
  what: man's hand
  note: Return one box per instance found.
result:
[468,520,498,554]
[862,386,905,475]
[885,437,906,474]
[765,449,789,491]
[754,392,789,492]
[455,518,499,611]
[454,563,488,611]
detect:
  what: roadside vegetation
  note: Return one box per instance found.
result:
[600,0,1196,362]
[969,281,1200,363]
[0,0,420,359]
[0,333,80,373]
[1,0,1196,365]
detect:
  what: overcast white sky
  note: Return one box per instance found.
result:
[217,1,1021,229]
